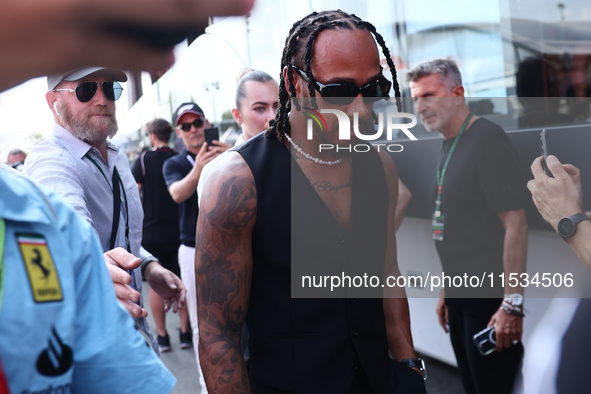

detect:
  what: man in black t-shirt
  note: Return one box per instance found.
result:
[132,118,191,353]
[162,102,230,391]
[408,59,529,394]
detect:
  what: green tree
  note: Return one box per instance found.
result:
[25,131,44,152]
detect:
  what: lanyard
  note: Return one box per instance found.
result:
[0,219,5,317]
[85,153,112,191]
[186,154,195,167]
[84,154,131,253]
[435,113,473,217]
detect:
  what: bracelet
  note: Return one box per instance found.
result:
[500,302,525,318]
[502,300,523,313]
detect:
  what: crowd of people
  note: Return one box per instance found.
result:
[1,2,590,394]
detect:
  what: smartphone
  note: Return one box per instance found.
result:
[473,326,496,356]
[540,129,553,178]
[204,127,220,151]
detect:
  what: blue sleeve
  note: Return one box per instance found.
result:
[163,157,184,189]
[48,193,176,394]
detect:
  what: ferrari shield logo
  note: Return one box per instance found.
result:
[17,233,62,303]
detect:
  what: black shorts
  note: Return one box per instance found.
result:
[143,242,181,277]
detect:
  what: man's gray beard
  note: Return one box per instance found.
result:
[58,102,117,144]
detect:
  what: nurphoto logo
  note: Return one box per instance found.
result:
[305,108,419,153]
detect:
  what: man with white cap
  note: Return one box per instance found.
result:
[24,67,186,353]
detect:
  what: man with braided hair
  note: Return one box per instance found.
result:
[196,10,425,393]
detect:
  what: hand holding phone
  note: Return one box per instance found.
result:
[204,127,220,151]
[540,129,553,178]
[473,326,497,356]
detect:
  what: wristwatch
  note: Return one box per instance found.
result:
[503,293,523,307]
[400,358,427,380]
[557,213,589,241]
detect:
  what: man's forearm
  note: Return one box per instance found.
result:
[503,221,528,295]
[197,247,252,393]
[169,167,201,203]
[197,237,252,393]
[199,326,249,393]
[196,234,251,393]
[383,298,417,360]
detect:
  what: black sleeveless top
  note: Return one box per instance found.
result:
[236,133,392,393]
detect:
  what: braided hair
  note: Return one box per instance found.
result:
[266,10,402,141]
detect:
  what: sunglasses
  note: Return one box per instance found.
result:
[291,65,391,104]
[178,118,205,131]
[53,81,123,103]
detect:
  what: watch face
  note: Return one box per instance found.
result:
[511,297,523,306]
[558,218,574,237]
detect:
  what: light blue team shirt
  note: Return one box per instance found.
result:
[0,165,175,393]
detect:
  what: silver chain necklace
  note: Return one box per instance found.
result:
[284,133,344,166]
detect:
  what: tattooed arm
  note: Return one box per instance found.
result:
[195,152,257,393]
[378,151,418,363]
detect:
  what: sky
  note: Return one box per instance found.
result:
[0,78,55,162]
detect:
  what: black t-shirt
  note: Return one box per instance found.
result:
[163,148,198,247]
[432,118,528,315]
[132,148,180,246]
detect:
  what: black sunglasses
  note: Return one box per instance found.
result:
[291,65,391,104]
[54,81,123,103]
[178,118,205,131]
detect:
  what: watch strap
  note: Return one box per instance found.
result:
[140,256,159,278]
[400,358,427,380]
[570,213,588,227]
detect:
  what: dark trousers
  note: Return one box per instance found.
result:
[448,305,524,394]
[142,242,181,277]
[249,358,426,394]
